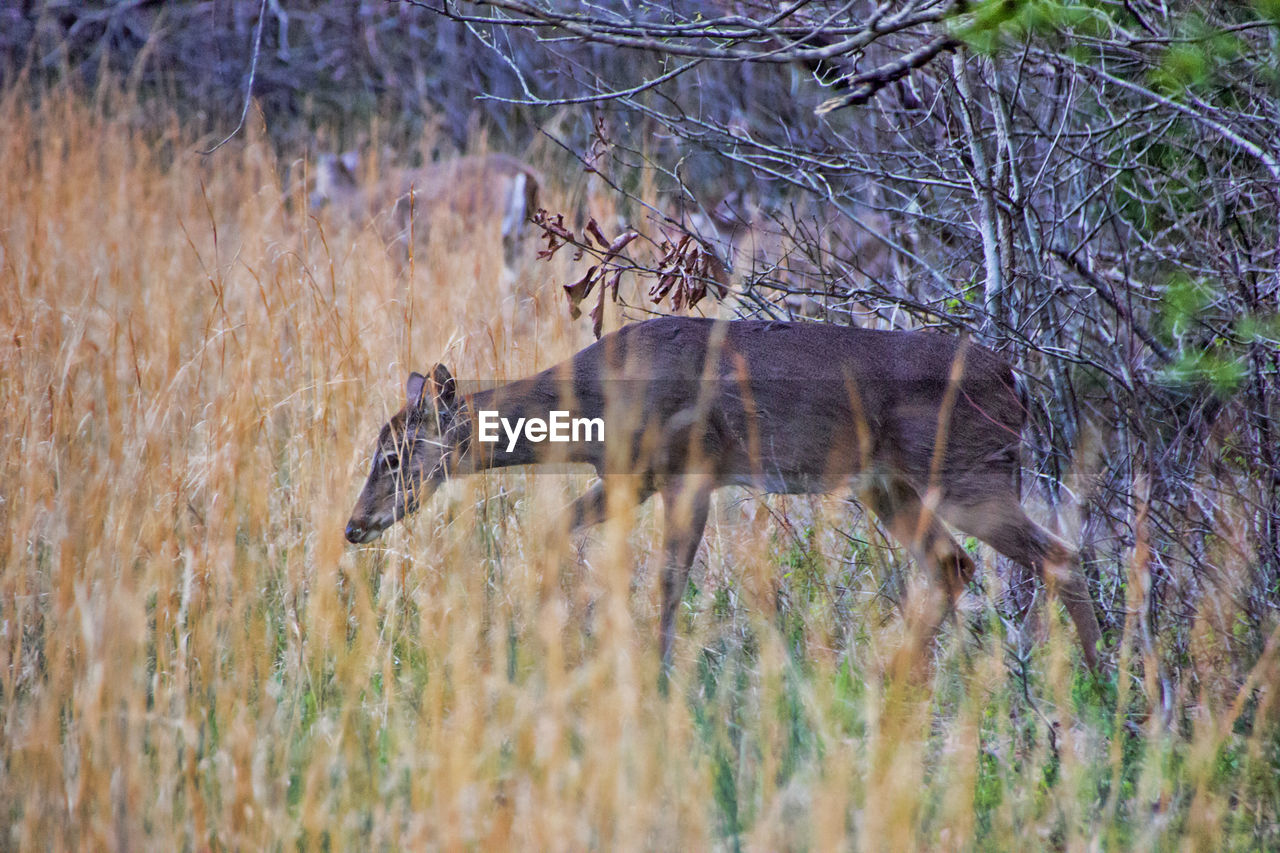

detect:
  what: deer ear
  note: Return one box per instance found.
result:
[431,364,457,408]
[339,150,360,177]
[406,372,428,409]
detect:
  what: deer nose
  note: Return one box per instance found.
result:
[345,521,365,544]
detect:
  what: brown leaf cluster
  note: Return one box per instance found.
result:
[649,233,729,314]
[533,210,731,338]
[534,211,639,338]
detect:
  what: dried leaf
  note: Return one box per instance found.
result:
[706,252,729,297]
[687,277,707,309]
[589,287,607,339]
[602,229,639,262]
[650,273,677,302]
[564,265,599,307]
[585,218,610,249]
[534,210,575,260]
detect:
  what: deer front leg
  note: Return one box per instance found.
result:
[658,476,713,667]
[939,494,1103,673]
[565,482,608,531]
[1040,542,1103,673]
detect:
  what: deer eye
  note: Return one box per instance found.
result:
[383,452,401,472]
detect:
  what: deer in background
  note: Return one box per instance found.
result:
[310,151,541,265]
[344,316,1103,674]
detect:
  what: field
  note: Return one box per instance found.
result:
[2,86,1278,850]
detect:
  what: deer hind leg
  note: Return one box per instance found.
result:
[862,477,977,676]
[658,476,713,667]
[940,495,1102,672]
[500,173,530,264]
[561,477,657,531]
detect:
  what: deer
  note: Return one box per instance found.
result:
[344,316,1103,674]
[309,151,541,264]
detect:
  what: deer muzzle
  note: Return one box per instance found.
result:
[344,519,385,544]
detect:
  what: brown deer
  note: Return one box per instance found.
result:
[344,317,1103,672]
[310,151,541,263]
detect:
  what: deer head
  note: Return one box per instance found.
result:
[344,365,469,544]
[309,151,362,213]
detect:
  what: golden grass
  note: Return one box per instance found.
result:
[1,84,1278,850]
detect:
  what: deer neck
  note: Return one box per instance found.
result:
[460,372,574,472]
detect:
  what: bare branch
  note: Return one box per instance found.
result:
[815,34,959,113]
[197,0,268,156]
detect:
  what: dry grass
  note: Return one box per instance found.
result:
[1,84,1278,851]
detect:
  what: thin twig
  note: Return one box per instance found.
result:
[198,0,268,156]
[1051,247,1174,365]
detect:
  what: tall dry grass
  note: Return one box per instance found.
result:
[1,84,1278,850]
